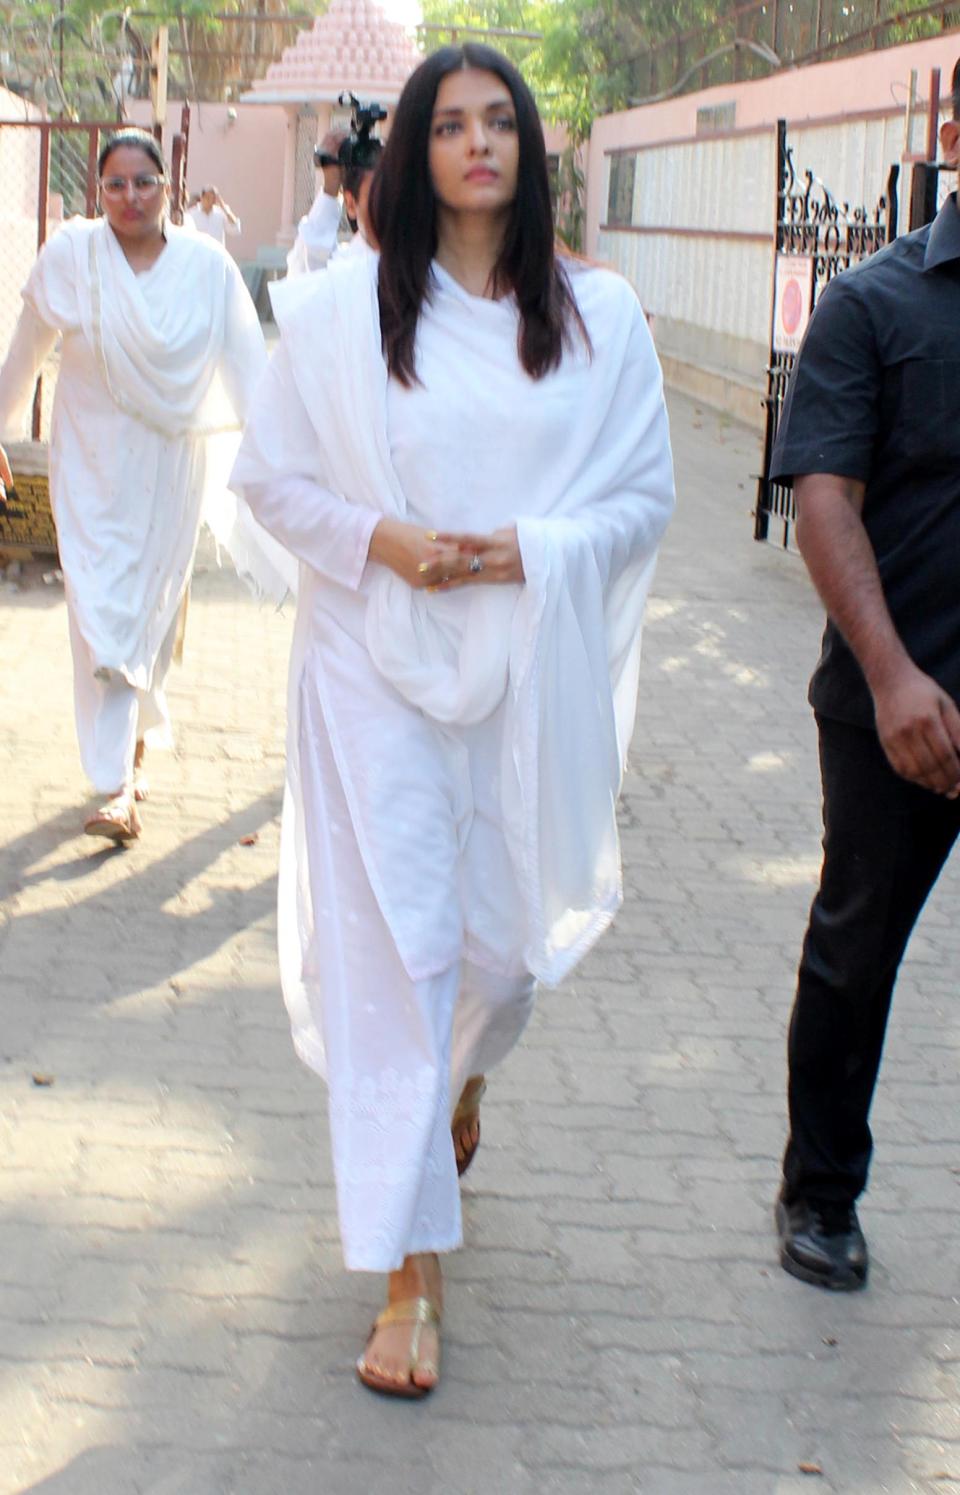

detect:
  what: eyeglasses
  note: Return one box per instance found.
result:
[99,174,165,198]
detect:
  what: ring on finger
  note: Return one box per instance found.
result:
[468,553,484,575]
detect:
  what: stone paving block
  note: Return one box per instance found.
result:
[3,393,960,1493]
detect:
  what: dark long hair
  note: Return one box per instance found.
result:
[370,44,589,387]
[97,127,166,178]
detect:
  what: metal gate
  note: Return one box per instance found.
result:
[754,119,899,548]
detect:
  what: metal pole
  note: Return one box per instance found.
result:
[33,125,51,440]
[755,118,786,543]
[926,66,941,162]
[886,162,900,242]
[85,127,99,217]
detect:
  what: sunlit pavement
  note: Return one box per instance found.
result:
[1,392,958,1495]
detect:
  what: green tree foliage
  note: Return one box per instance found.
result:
[421,0,727,141]
[1,0,322,115]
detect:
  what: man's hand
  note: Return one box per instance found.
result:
[873,664,960,799]
[793,473,960,798]
[216,192,240,226]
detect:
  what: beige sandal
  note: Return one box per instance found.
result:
[84,794,142,844]
[452,1075,487,1177]
[356,1297,441,1399]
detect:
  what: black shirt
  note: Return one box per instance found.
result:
[770,193,960,728]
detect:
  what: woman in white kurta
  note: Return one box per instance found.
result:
[0,128,271,842]
[231,46,675,1397]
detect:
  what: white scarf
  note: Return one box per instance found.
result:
[265,255,674,983]
[26,217,238,439]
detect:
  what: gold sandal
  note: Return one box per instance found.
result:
[356,1297,441,1399]
[452,1075,486,1177]
[84,794,141,844]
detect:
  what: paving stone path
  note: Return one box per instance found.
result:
[1,392,959,1495]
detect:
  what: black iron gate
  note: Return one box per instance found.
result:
[754,120,899,547]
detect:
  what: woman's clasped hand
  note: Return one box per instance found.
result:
[368,515,525,591]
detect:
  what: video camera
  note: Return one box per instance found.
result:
[314,92,386,174]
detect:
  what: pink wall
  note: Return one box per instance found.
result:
[128,99,288,262]
[587,31,959,251]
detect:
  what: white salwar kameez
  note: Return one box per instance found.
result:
[0,216,284,795]
[231,254,675,1271]
[286,190,374,279]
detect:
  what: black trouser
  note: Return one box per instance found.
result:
[781,714,960,1208]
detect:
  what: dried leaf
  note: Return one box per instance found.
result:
[798,1463,824,1477]
[31,1072,55,1086]
[238,833,258,847]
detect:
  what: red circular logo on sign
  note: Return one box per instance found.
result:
[782,277,803,335]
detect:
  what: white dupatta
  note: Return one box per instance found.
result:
[27,217,240,437]
[241,253,674,987]
[20,218,291,679]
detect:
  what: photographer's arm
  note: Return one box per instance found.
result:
[315,129,348,198]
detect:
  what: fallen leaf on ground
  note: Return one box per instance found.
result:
[31,1073,55,1086]
[798,1463,823,1476]
[238,834,258,846]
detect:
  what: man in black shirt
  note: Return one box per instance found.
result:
[770,69,960,1290]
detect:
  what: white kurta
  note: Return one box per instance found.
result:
[0,217,283,792]
[231,253,675,1269]
[286,190,373,279]
[286,191,341,277]
[186,204,240,244]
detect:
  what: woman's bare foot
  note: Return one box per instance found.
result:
[452,1075,486,1175]
[357,1252,443,1395]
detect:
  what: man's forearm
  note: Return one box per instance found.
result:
[794,474,913,694]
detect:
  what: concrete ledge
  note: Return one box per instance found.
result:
[658,353,765,433]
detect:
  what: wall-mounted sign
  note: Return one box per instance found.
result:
[772,254,814,355]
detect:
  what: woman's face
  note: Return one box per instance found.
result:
[428,67,519,218]
[99,145,166,239]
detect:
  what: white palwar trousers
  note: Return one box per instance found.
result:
[298,677,537,1272]
[68,604,180,796]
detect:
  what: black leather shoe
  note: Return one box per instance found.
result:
[775,1193,868,1291]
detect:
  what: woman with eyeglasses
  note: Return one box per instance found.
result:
[0,128,281,842]
[232,46,675,1398]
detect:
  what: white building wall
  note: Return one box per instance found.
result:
[588,31,957,424]
[594,109,933,426]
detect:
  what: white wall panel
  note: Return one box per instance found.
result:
[598,112,909,387]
